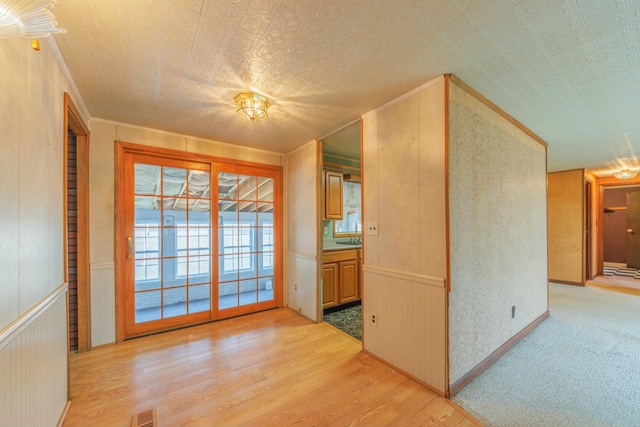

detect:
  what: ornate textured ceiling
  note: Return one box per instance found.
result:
[52,0,640,175]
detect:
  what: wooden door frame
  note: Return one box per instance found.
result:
[595,175,640,275]
[64,93,91,352]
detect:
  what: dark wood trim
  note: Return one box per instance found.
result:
[317,138,324,322]
[64,93,91,355]
[548,279,585,286]
[595,174,640,276]
[582,172,586,283]
[449,75,548,148]
[115,140,282,172]
[450,310,549,396]
[443,74,451,397]
[114,143,127,343]
[358,118,365,334]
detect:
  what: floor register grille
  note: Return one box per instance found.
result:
[131,408,158,427]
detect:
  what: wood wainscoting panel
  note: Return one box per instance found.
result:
[90,262,116,347]
[362,265,447,394]
[0,285,68,427]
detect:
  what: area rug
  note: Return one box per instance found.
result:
[452,283,640,427]
[323,303,362,340]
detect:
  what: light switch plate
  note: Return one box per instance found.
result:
[367,222,379,236]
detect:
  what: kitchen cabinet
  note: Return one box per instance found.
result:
[321,263,339,308]
[322,249,359,308]
[324,170,343,220]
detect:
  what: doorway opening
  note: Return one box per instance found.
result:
[319,120,363,341]
[64,93,90,352]
[591,183,640,293]
[67,128,78,351]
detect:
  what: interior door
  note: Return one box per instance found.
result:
[626,192,640,268]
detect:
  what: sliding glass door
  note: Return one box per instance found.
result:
[216,170,276,317]
[117,144,281,339]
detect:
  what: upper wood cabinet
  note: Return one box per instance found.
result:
[324,170,343,220]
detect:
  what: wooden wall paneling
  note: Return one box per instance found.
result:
[547,170,585,284]
[285,141,320,321]
[363,267,447,394]
[361,76,448,394]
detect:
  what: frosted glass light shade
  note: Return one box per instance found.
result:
[0,0,65,39]
[614,169,638,180]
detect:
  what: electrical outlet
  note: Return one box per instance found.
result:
[371,313,377,326]
[511,305,516,318]
[294,283,298,291]
[367,222,379,236]
[324,226,328,235]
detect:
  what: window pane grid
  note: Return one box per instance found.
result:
[134,164,213,324]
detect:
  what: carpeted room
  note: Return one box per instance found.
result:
[452,282,640,427]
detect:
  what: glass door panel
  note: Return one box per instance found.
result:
[132,161,212,328]
[217,172,276,314]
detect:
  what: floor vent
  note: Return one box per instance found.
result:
[131,407,159,427]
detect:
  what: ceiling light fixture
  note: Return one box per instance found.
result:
[234,93,269,121]
[614,169,638,180]
[0,0,66,50]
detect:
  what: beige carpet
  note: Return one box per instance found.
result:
[452,283,640,427]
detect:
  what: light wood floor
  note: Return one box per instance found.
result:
[64,308,480,427]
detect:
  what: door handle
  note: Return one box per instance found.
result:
[127,237,133,259]
[627,229,635,234]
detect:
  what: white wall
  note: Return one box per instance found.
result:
[362,77,448,393]
[448,80,548,385]
[0,37,85,426]
[89,120,285,346]
[285,141,320,321]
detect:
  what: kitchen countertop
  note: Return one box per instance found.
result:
[323,239,362,251]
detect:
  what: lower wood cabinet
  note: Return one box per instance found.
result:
[322,249,360,309]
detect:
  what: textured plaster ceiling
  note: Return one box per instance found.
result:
[52,0,640,175]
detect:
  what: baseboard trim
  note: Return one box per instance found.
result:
[90,341,116,351]
[450,310,550,396]
[549,279,585,286]
[362,349,446,397]
[56,401,71,427]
